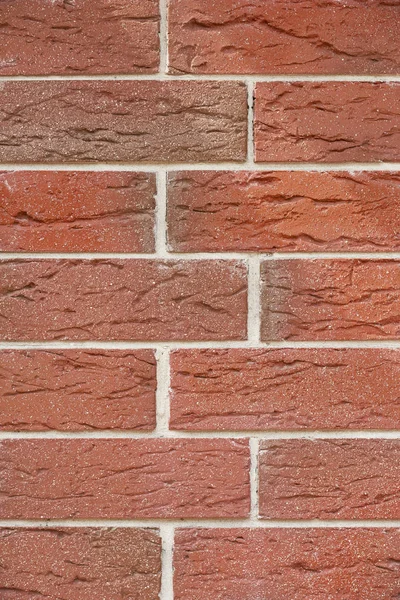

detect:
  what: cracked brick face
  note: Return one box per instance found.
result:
[168,0,400,75]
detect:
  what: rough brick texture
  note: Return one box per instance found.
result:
[168,171,400,252]
[0,171,156,252]
[261,259,400,341]
[0,0,159,75]
[0,439,250,519]
[174,528,400,600]
[0,81,247,163]
[254,82,400,162]
[168,0,400,75]
[0,527,161,599]
[170,349,400,431]
[0,350,156,431]
[259,440,400,519]
[0,259,247,341]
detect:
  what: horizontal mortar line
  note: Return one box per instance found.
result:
[0,519,399,529]
[0,163,399,172]
[2,341,400,350]
[0,431,399,440]
[0,74,400,82]
[2,252,400,260]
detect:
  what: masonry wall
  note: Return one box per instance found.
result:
[0,1,400,599]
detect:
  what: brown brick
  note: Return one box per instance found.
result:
[0,81,247,164]
[170,349,400,431]
[174,528,400,600]
[0,527,161,599]
[254,82,400,162]
[0,171,156,253]
[261,259,400,341]
[0,259,247,341]
[0,350,156,431]
[0,439,250,519]
[0,0,159,75]
[167,171,400,252]
[259,440,400,519]
[168,0,400,75]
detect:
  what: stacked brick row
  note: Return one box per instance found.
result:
[0,1,400,598]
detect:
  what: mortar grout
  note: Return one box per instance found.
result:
[160,524,174,600]
[249,439,259,520]
[3,252,400,259]
[0,431,399,439]
[156,347,171,435]
[0,75,399,82]
[1,519,400,528]
[2,341,400,349]
[155,171,168,257]
[0,162,399,171]
[247,256,261,343]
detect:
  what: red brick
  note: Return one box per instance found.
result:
[259,440,400,519]
[0,527,161,599]
[0,0,159,75]
[261,259,400,341]
[0,350,156,431]
[0,171,155,253]
[168,0,400,75]
[0,81,247,164]
[254,82,400,162]
[170,349,400,431]
[0,259,247,341]
[0,439,250,519]
[174,528,400,600]
[168,171,400,252]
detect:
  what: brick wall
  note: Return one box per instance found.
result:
[0,1,400,598]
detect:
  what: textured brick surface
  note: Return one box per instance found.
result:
[170,349,400,431]
[259,440,400,519]
[174,528,400,600]
[0,0,159,75]
[0,439,250,519]
[0,527,161,599]
[261,259,400,341]
[254,82,400,162]
[0,259,247,341]
[0,171,156,252]
[168,0,400,75]
[0,350,156,431]
[168,171,400,252]
[0,82,247,163]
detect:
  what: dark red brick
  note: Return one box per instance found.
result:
[0,439,250,519]
[168,0,400,75]
[261,259,400,341]
[0,350,156,431]
[0,171,155,253]
[0,0,159,75]
[255,83,400,162]
[167,171,400,252]
[174,528,400,600]
[0,527,161,599]
[0,259,247,341]
[259,440,400,519]
[170,349,400,431]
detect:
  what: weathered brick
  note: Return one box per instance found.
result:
[261,259,400,341]
[170,349,400,431]
[254,82,400,162]
[174,528,400,600]
[0,171,156,253]
[0,82,247,163]
[0,0,159,75]
[0,259,247,341]
[259,440,400,519]
[168,0,400,75]
[0,439,250,519]
[167,171,400,252]
[0,527,161,599]
[0,350,156,431]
